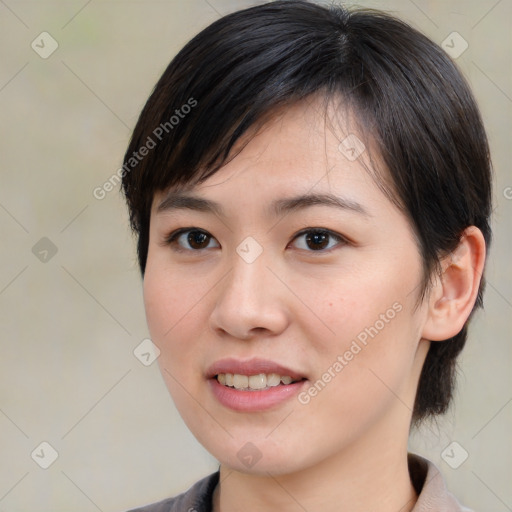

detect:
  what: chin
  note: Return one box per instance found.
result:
[200,435,311,476]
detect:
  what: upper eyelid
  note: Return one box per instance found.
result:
[164,227,216,245]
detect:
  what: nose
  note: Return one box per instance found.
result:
[209,248,290,340]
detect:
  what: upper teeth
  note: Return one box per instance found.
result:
[217,373,296,390]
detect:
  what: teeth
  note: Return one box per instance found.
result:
[248,374,266,390]
[216,372,299,390]
[266,373,281,386]
[233,374,248,389]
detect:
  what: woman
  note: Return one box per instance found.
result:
[121,1,492,510]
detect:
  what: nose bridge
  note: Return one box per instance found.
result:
[210,241,287,338]
[224,242,271,309]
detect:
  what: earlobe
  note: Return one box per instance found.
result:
[421,226,486,342]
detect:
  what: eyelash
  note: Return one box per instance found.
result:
[163,227,348,254]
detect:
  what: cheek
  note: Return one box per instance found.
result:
[143,268,174,341]
[296,259,417,348]
[143,260,205,366]
[143,266,209,418]
[144,250,202,332]
[297,254,422,395]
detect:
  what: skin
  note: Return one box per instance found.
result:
[143,95,486,512]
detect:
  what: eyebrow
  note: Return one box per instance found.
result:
[157,191,369,218]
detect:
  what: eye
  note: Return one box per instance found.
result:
[163,227,347,253]
[164,228,220,252]
[290,228,347,252]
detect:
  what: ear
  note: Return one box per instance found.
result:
[421,226,487,341]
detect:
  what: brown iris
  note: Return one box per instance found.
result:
[305,231,330,250]
[187,231,210,249]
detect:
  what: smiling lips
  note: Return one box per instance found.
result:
[207,358,307,411]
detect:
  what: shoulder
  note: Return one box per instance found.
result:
[126,471,220,512]
[409,453,474,512]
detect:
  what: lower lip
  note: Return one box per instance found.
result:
[209,378,307,412]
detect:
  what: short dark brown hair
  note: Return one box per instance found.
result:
[121,0,492,424]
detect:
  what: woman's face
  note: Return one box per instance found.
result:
[143,97,431,475]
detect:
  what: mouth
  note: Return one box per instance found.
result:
[206,358,308,411]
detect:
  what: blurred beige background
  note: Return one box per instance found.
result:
[0,0,510,511]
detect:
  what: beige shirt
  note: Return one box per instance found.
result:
[128,453,473,512]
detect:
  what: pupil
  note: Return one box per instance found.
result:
[189,231,208,249]
[306,232,328,250]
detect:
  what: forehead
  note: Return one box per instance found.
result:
[152,95,395,217]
